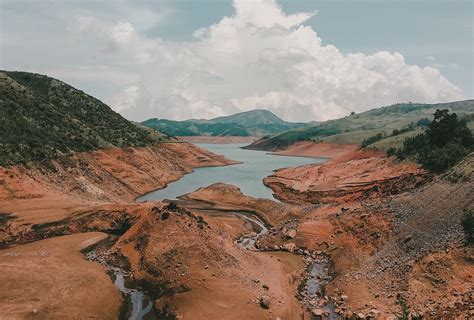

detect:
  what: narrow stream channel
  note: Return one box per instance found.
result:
[90,143,330,319]
[85,241,154,320]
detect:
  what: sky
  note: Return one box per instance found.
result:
[1,0,473,122]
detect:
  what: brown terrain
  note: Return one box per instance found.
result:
[1,140,472,319]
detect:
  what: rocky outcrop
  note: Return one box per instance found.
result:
[264,156,428,204]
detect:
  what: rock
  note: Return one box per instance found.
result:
[282,242,296,253]
[262,284,269,290]
[259,295,271,309]
[356,313,366,319]
[344,311,354,319]
[311,308,324,316]
[32,309,38,314]
[341,294,348,301]
[285,228,297,239]
[161,211,170,220]
[403,235,413,243]
[369,309,380,317]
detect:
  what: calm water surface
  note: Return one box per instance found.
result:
[137,143,326,201]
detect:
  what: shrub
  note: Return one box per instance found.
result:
[461,209,474,244]
[361,132,384,148]
[387,147,396,157]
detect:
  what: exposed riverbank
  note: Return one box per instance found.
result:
[1,141,472,319]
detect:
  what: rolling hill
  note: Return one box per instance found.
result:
[245,100,474,151]
[0,71,169,166]
[142,109,307,137]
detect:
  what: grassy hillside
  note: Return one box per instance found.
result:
[210,109,287,125]
[0,71,168,166]
[142,109,306,137]
[246,100,474,150]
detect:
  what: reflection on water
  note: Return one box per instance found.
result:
[138,143,326,201]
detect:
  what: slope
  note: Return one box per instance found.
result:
[245,100,474,150]
[0,71,168,166]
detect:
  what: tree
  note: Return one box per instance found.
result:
[395,109,473,173]
[461,209,474,244]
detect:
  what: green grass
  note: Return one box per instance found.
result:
[247,100,474,150]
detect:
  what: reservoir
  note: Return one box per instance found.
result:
[137,143,326,201]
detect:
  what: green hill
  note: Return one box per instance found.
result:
[142,109,306,137]
[209,109,287,126]
[245,100,474,151]
[0,71,169,166]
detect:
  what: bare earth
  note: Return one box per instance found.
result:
[0,140,472,319]
[0,232,122,320]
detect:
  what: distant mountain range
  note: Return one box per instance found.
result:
[0,71,168,166]
[141,109,308,137]
[245,100,474,151]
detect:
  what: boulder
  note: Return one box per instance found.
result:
[259,295,271,309]
[311,308,324,316]
[285,228,297,239]
[282,242,296,253]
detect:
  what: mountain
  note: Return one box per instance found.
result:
[0,71,169,166]
[142,109,306,137]
[245,100,474,151]
[210,109,287,126]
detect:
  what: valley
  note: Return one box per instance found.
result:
[0,71,472,320]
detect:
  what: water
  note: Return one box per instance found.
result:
[138,143,326,201]
[113,268,153,320]
[86,248,153,320]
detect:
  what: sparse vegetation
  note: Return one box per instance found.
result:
[461,209,474,245]
[396,294,422,320]
[361,132,384,147]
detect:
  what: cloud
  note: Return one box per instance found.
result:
[1,0,464,122]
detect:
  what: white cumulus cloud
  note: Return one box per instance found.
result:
[2,0,464,122]
[107,0,463,122]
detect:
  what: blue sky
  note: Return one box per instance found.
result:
[1,0,472,121]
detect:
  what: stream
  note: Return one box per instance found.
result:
[85,242,154,320]
[90,143,331,319]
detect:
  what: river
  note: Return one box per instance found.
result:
[96,143,329,320]
[138,143,325,201]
